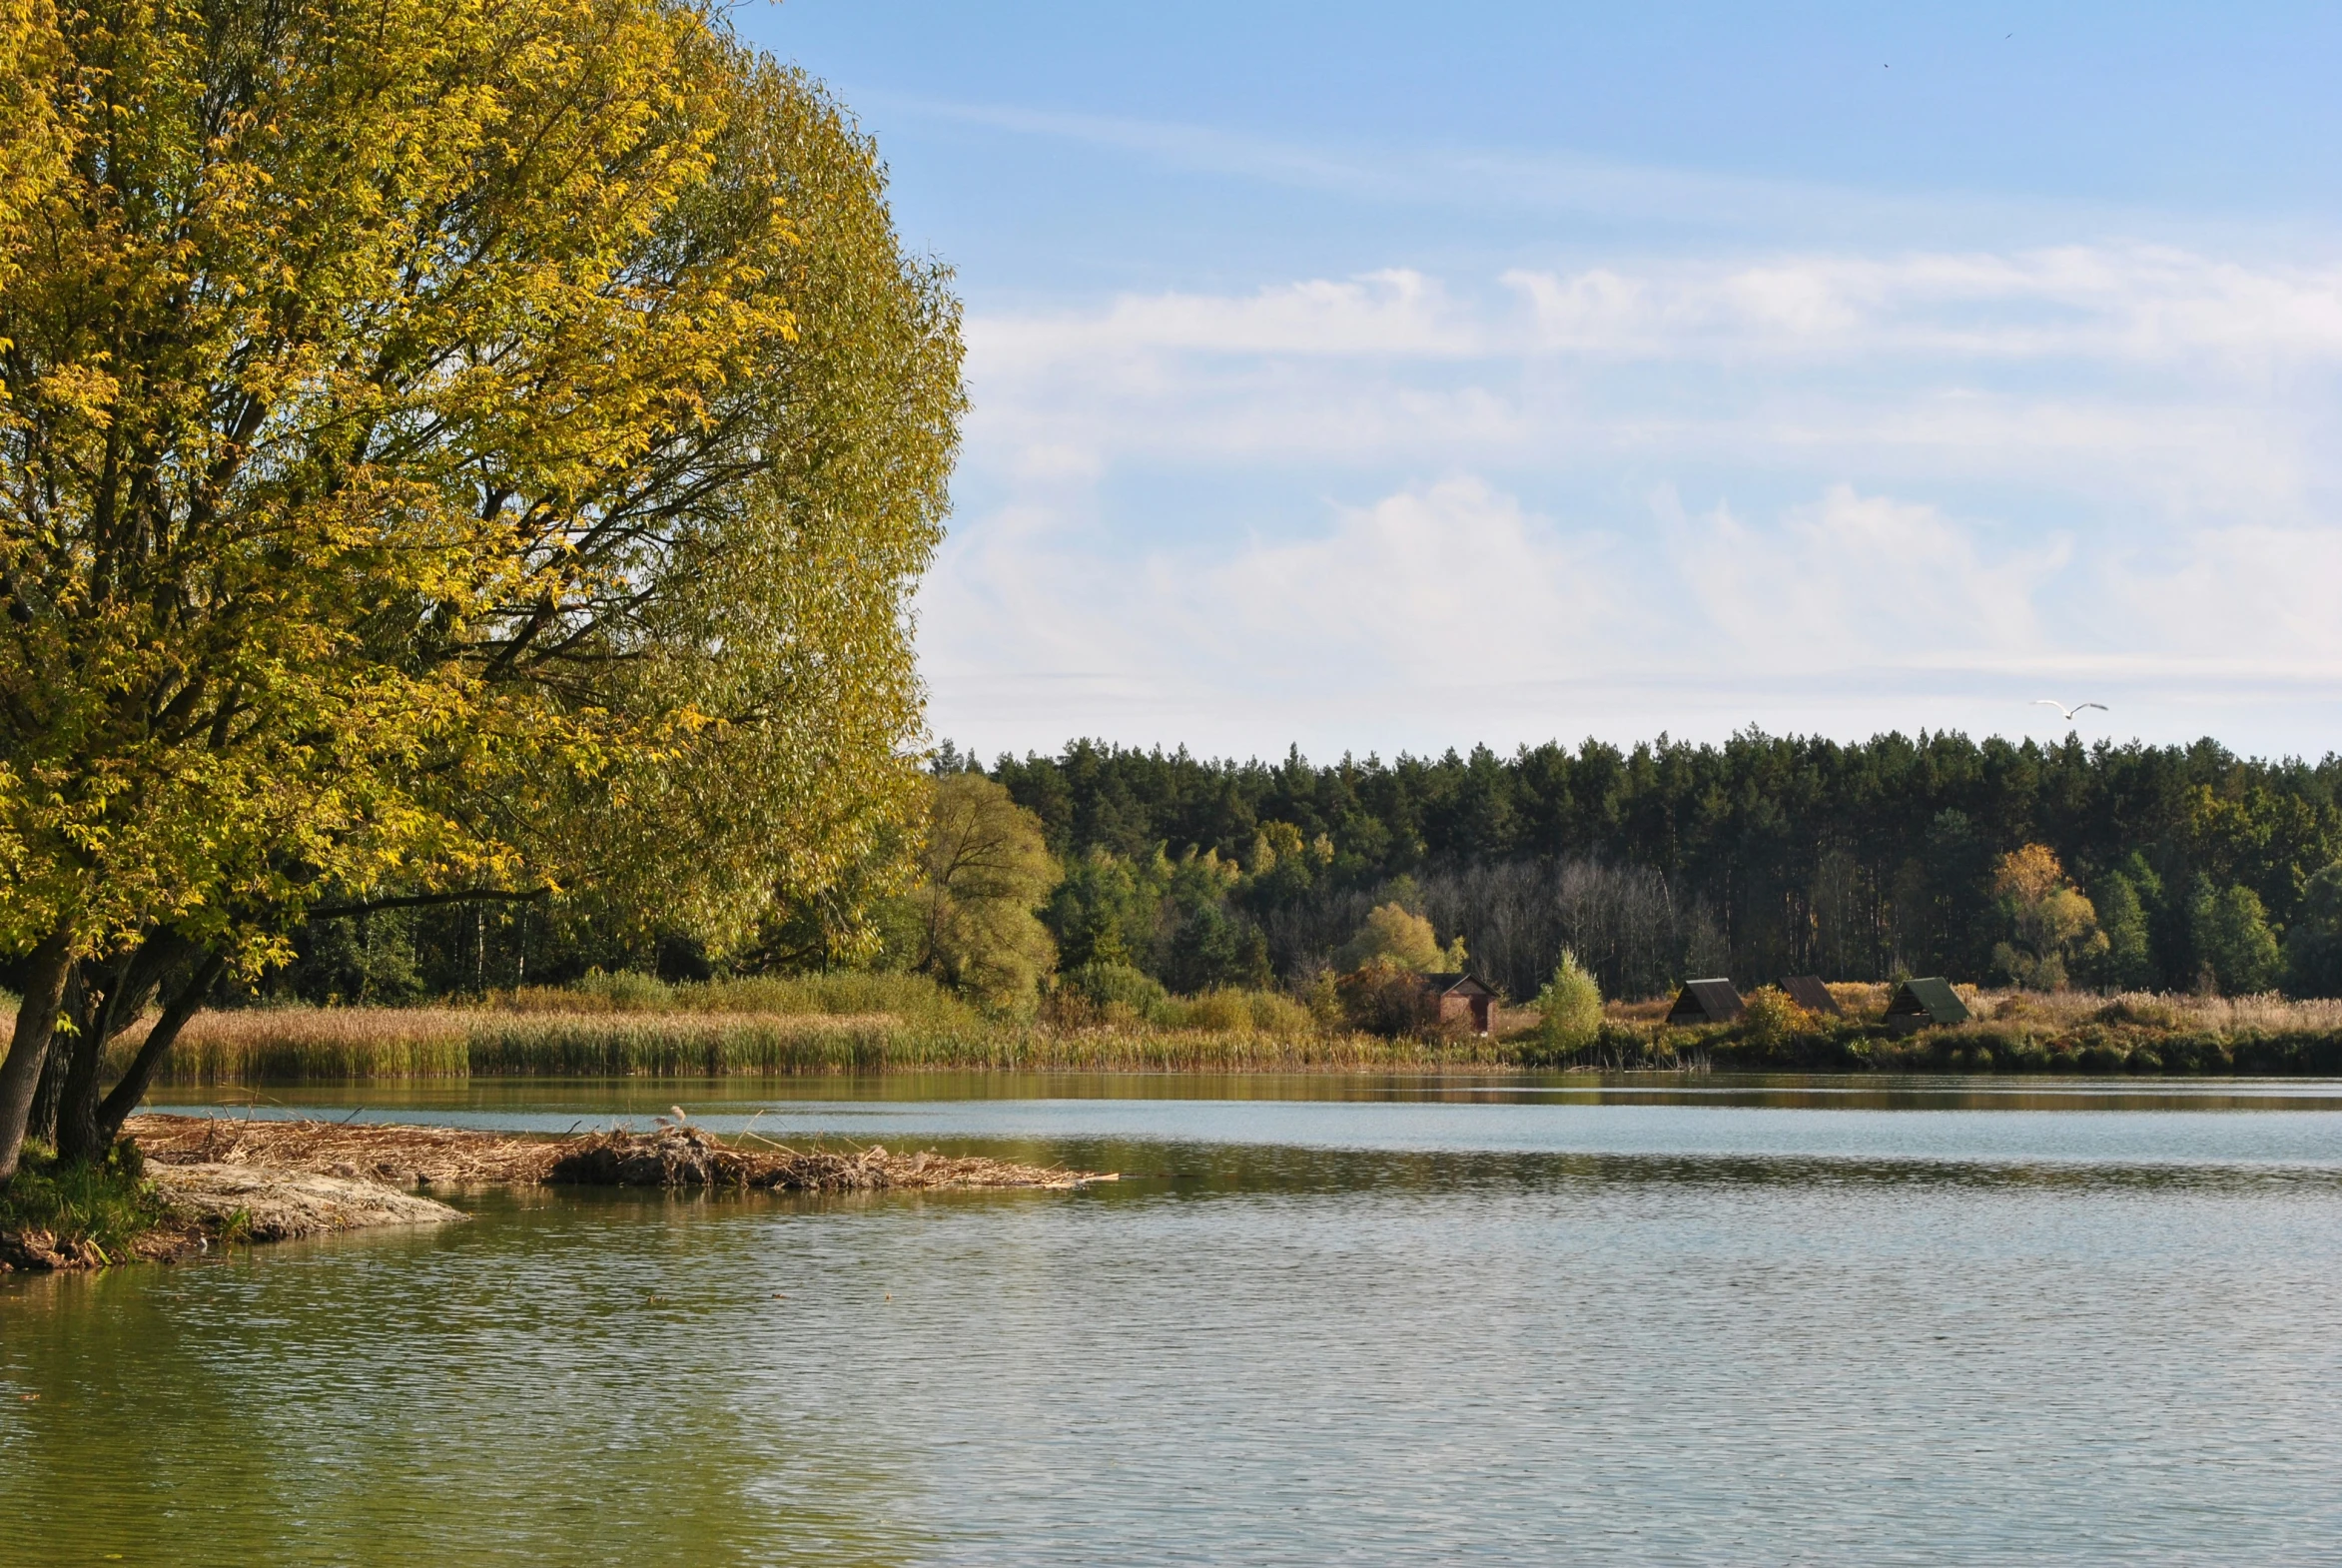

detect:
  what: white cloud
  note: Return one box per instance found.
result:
[959,248,2342,520]
[924,477,1617,705]
[927,244,2342,756]
[1191,478,1617,682]
[1663,484,2067,670]
[1504,247,2342,361]
[969,269,1479,366]
[924,471,2342,758]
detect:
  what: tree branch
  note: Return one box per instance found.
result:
[306,887,553,921]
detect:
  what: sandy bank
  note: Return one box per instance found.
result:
[150,1164,467,1238]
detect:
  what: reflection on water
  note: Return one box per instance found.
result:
[148,1068,2342,1114]
[6,1084,2341,1564]
[150,1075,2342,1171]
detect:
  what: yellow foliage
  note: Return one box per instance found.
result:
[1741,986,1815,1047]
[0,0,965,1166]
[1991,845,2103,990]
[1341,903,1463,973]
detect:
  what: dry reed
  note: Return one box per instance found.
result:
[97,1007,1500,1081]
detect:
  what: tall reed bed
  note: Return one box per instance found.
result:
[68,973,2342,1083]
[113,1003,1466,1081]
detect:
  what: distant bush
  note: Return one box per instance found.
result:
[1740,985,1815,1049]
[1533,951,1603,1051]
[1049,961,1172,1027]
[1156,988,1316,1036]
[1336,959,1441,1038]
[2092,995,2178,1030]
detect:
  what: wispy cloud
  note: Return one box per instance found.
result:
[865,93,2224,246]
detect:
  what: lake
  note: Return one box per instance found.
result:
[5,1074,2340,1565]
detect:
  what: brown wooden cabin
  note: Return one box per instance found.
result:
[1666,978,1747,1025]
[1781,976,1842,1016]
[1419,972,1498,1034]
[1883,977,1971,1033]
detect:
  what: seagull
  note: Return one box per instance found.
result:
[2033,700,2108,723]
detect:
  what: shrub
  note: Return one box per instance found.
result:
[0,1142,171,1262]
[1057,962,1170,1023]
[1740,985,1814,1050]
[1156,987,1317,1036]
[1533,951,1604,1051]
[1336,959,1440,1038]
[2094,995,2178,1030]
[572,970,678,1012]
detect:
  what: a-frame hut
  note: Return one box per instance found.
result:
[1666,978,1746,1025]
[1883,978,1971,1033]
[1781,976,1843,1016]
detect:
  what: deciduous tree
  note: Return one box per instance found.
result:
[0,0,959,1176]
[889,774,1060,1011]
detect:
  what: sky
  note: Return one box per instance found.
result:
[741,1,2342,765]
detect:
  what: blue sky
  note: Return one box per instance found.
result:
[745,1,2342,763]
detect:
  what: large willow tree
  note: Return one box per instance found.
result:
[0,0,962,1176]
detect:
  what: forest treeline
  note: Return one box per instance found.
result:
[272,731,2342,1006]
[983,732,2342,1002]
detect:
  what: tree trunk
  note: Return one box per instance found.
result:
[92,952,224,1153]
[29,1034,66,1147]
[55,933,186,1166]
[0,930,75,1183]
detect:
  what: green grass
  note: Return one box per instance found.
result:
[0,1144,173,1263]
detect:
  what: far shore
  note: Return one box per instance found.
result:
[44,983,2342,1082]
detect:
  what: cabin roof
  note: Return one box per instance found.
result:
[1667,978,1747,1023]
[1781,976,1843,1015]
[1420,972,1494,997]
[1885,977,1970,1024]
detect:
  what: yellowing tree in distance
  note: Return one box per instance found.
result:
[0,0,962,1176]
[1990,845,2104,991]
[1342,904,1465,974]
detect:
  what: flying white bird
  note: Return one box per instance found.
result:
[2033,700,2108,723]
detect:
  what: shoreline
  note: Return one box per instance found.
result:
[0,1115,1115,1274]
[65,989,2342,1082]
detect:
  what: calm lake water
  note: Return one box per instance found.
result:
[6,1075,2341,1565]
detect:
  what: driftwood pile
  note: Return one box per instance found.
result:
[124,1114,1111,1192]
[129,1114,556,1185]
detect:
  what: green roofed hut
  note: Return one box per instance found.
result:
[1884,978,1971,1033]
[1666,979,1746,1025]
[1781,976,1842,1016]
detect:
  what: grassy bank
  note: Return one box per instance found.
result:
[1535,986,2342,1076]
[38,974,2342,1082]
[0,1144,177,1269]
